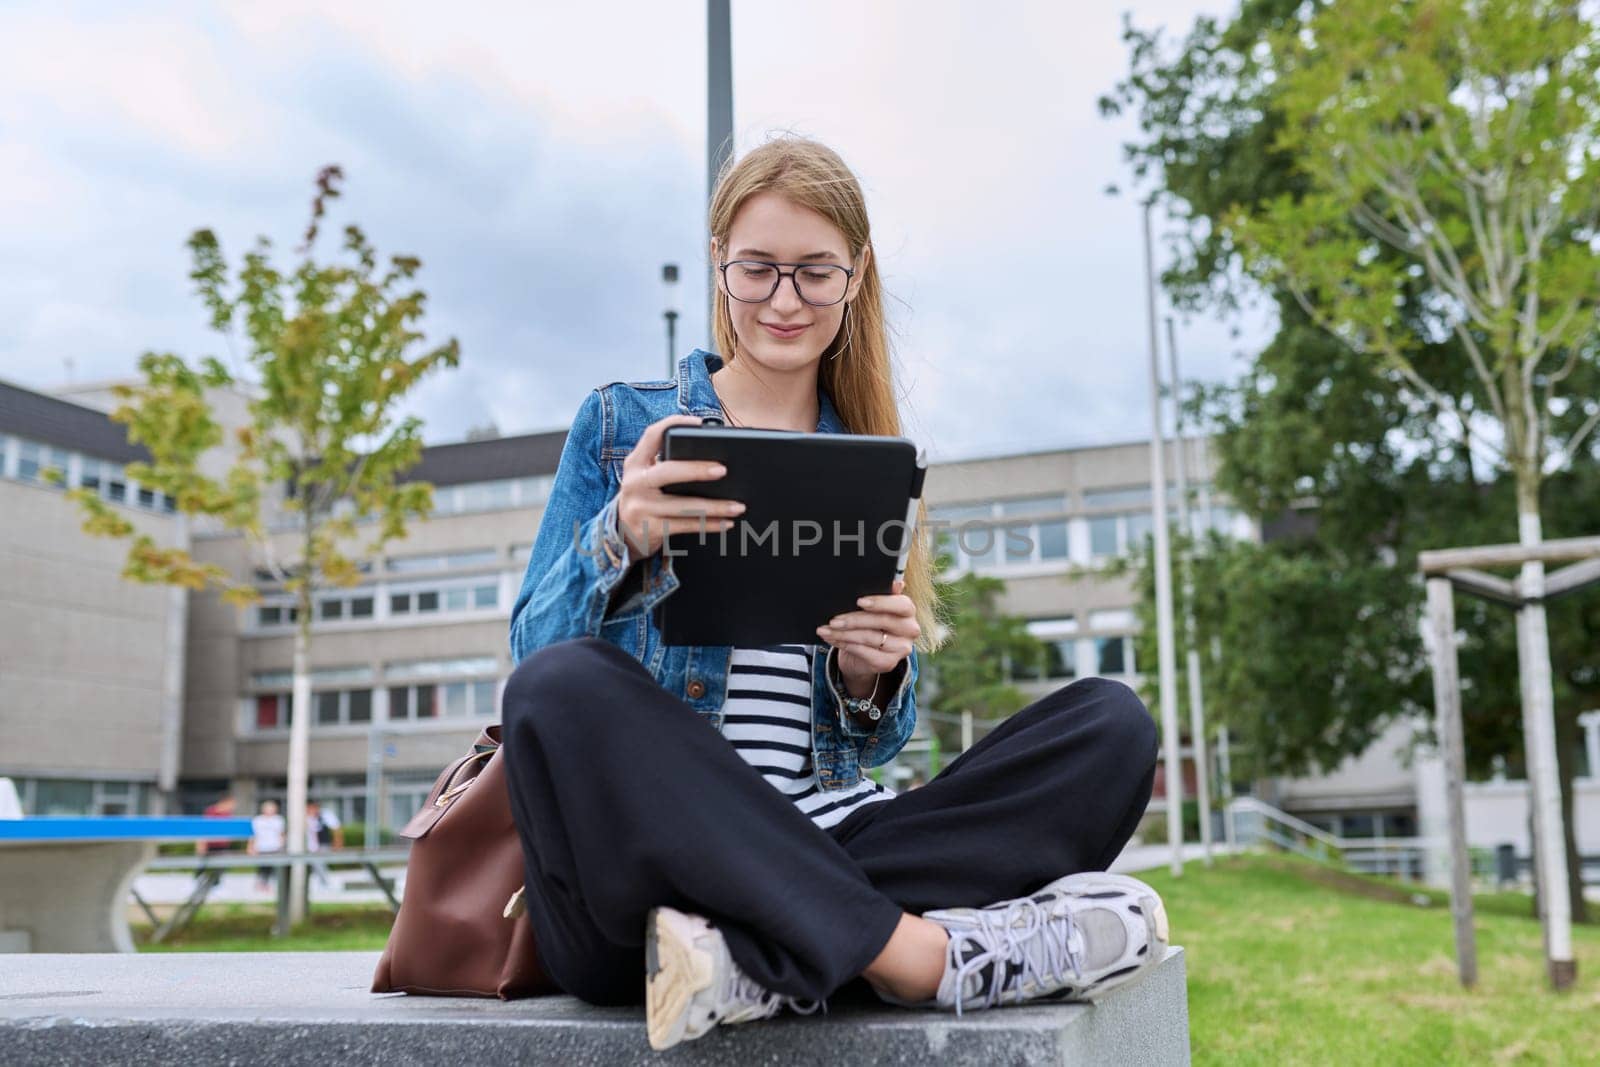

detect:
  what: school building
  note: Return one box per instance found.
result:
[3,373,1592,869]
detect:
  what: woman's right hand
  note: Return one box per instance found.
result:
[613,414,745,559]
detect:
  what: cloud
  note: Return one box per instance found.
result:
[0,0,1270,462]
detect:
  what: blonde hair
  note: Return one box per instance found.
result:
[709,135,947,655]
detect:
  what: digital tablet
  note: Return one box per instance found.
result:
[654,425,927,647]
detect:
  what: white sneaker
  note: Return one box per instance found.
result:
[919,872,1169,1015]
[645,906,808,1050]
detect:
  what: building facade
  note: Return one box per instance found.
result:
[12,372,1588,868]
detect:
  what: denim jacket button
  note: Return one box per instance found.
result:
[686,679,706,699]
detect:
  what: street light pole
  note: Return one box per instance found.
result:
[1143,198,1185,877]
[662,263,680,379]
[707,0,733,326]
[1167,316,1213,866]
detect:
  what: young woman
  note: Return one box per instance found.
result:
[503,136,1167,1052]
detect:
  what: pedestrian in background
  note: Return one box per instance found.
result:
[248,799,285,892]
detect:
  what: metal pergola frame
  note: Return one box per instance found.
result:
[1419,535,1600,991]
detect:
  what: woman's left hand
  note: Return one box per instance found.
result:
[817,578,919,682]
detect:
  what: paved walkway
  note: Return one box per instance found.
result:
[130,841,1232,910]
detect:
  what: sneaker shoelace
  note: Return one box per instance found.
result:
[946,897,1086,1016]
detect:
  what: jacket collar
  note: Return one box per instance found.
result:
[678,348,845,434]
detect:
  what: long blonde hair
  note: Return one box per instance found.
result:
[709,135,947,655]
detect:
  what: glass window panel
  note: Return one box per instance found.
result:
[473,584,498,609]
[998,495,1065,518]
[442,682,469,717]
[387,554,442,573]
[1044,639,1077,679]
[347,689,372,723]
[1096,636,1126,675]
[390,593,411,614]
[1002,524,1033,563]
[349,596,374,618]
[388,687,410,721]
[1036,521,1068,560]
[930,502,995,522]
[1341,814,1377,839]
[416,685,439,719]
[35,779,94,816]
[259,605,282,626]
[385,657,498,682]
[957,525,997,567]
[444,587,469,611]
[1088,608,1136,631]
[417,591,440,613]
[484,481,514,508]
[79,459,102,492]
[161,493,177,513]
[473,681,496,717]
[1126,511,1153,549]
[320,598,344,620]
[137,486,156,508]
[106,467,127,501]
[256,695,281,729]
[316,691,342,725]
[1089,516,1119,557]
[1083,486,1151,509]
[17,442,41,481]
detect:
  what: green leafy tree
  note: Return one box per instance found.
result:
[73,166,460,925]
[921,551,1050,754]
[1103,0,1600,918]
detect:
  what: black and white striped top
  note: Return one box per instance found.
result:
[721,644,893,830]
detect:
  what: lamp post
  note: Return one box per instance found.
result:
[1143,197,1185,877]
[662,263,681,378]
[707,0,733,326]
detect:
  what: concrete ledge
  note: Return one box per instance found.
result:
[0,947,1189,1065]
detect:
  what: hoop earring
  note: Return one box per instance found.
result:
[829,302,853,361]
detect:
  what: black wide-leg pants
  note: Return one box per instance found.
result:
[500,636,1157,1006]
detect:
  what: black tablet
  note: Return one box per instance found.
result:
[654,425,926,647]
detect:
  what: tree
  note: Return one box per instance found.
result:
[921,551,1050,754]
[72,166,460,925]
[1102,0,1600,921]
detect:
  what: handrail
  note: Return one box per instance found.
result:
[1226,796,1441,871]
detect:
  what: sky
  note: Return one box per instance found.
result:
[0,0,1270,463]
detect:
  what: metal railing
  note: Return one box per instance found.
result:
[1226,796,1438,881]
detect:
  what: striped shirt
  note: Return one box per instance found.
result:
[721,643,893,830]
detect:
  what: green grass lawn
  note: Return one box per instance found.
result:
[135,853,1599,1063]
[1137,854,1600,1066]
[134,902,396,953]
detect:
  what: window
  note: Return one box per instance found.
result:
[17,441,69,485]
[1089,516,1119,557]
[386,657,499,722]
[386,548,499,573]
[1096,636,1129,675]
[430,476,552,516]
[246,668,373,732]
[931,497,1070,574]
[1023,618,1079,682]
[388,579,498,617]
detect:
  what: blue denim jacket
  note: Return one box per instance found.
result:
[509,348,919,790]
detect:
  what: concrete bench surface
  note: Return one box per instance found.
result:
[0,947,1189,1066]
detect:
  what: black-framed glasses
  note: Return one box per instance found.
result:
[719,260,854,307]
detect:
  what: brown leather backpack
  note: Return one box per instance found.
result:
[371,724,557,999]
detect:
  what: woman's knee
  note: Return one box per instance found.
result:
[1092,678,1159,766]
[502,636,617,729]
[1050,677,1158,767]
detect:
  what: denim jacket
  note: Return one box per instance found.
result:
[509,348,919,790]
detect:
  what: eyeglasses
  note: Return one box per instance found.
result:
[719,260,854,307]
